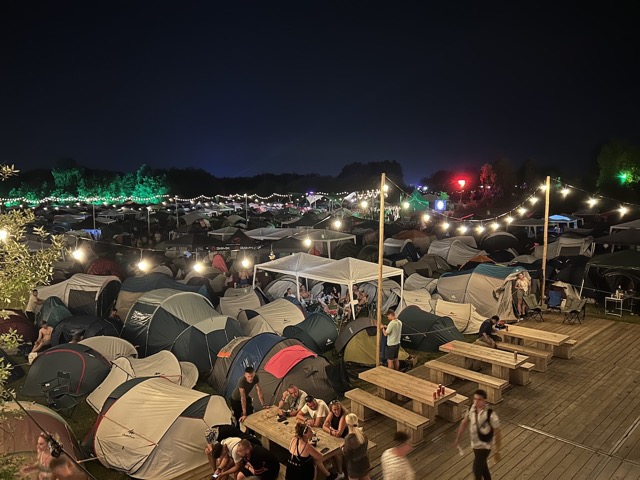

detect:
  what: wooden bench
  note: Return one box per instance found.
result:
[497,342,553,372]
[425,360,508,404]
[510,361,535,386]
[553,339,577,359]
[438,393,469,422]
[345,388,430,445]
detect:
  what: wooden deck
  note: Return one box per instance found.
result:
[179,311,640,479]
[347,312,640,479]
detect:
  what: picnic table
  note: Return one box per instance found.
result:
[358,366,456,422]
[243,407,345,462]
[439,340,529,383]
[495,324,575,359]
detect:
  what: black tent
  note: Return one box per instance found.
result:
[50,315,122,346]
[594,228,640,247]
[283,312,338,354]
[398,306,464,352]
[334,242,363,260]
[21,344,111,397]
[36,297,72,328]
[480,231,520,252]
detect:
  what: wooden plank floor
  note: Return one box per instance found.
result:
[344,312,640,480]
[179,311,640,479]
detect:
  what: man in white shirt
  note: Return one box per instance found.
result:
[381,431,414,480]
[296,395,330,427]
[381,310,402,370]
[454,389,501,480]
[25,289,43,323]
[208,437,243,480]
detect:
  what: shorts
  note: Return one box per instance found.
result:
[516,289,524,299]
[386,343,400,360]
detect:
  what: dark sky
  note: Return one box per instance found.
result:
[1,2,638,184]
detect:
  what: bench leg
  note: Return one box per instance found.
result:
[509,368,531,386]
[529,357,548,372]
[535,342,553,353]
[377,386,395,401]
[350,401,376,421]
[438,402,464,422]
[553,344,574,359]
[429,369,455,386]
[412,401,436,423]
[491,364,510,381]
[481,385,502,404]
[396,422,423,446]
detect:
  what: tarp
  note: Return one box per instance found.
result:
[264,345,315,378]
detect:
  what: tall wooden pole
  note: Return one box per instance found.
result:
[540,176,551,302]
[376,173,386,367]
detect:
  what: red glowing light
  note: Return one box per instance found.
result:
[457,179,466,188]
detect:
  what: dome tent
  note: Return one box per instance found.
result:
[50,314,121,346]
[22,343,111,397]
[37,273,121,318]
[36,296,72,328]
[79,336,138,362]
[236,298,306,336]
[208,336,251,393]
[88,377,233,480]
[283,311,338,354]
[0,348,24,383]
[123,288,242,372]
[397,306,464,352]
[0,309,38,343]
[87,350,198,413]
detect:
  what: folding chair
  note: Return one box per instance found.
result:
[523,294,547,322]
[41,371,78,417]
[562,298,587,325]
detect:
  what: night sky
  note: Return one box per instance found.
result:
[1,2,638,184]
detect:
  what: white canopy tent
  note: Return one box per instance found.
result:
[254,255,403,318]
[610,219,640,234]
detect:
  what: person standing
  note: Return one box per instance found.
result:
[230,367,266,425]
[514,272,530,318]
[381,310,402,370]
[454,389,502,480]
[381,431,414,480]
[342,413,370,480]
[25,289,44,323]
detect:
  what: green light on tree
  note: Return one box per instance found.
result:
[617,171,632,184]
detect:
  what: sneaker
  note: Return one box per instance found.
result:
[335,473,345,480]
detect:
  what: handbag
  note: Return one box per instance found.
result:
[475,408,494,442]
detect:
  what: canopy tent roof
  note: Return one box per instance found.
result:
[254,253,334,276]
[245,227,302,241]
[584,250,640,272]
[594,228,640,246]
[610,219,640,234]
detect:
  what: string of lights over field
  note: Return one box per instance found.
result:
[1,179,638,234]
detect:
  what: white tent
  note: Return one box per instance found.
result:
[92,377,233,480]
[37,273,121,317]
[87,351,198,413]
[245,227,301,240]
[610,219,640,234]
[236,298,306,336]
[218,290,262,318]
[383,238,411,255]
[79,337,138,362]
[302,229,357,258]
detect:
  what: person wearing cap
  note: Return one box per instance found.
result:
[296,395,330,428]
[380,310,402,370]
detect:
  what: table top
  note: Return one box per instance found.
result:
[359,366,456,406]
[243,407,344,461]
[439,340,529,368]
[495,325,570,346]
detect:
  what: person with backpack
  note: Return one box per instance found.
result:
[454,389,501,480]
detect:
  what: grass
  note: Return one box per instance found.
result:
[3,303,629,479]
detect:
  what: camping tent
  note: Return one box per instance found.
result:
[404,273,438,293]
[123,289,242,372]
[580,250,640,295]
[334,317,409,367]
[533,235,595,258]
[87,351,198,413]
[480,231,520,252]
[22,343,111,397]
[90,377,233,480]
[236,298,306,336]
[218,290,263,318]
[0,402,82,462]
[398,306,464,351]
[79,336,138,362]
[37,273,121,318]
[283,312,338,353]
[594,228,640,251]
[50,314,121,346]
[432,299,486,334]
[610,219,640,234]
[402,255,451,278]
[255,253,334,298]
[86,258,126,280]
[428,239,487,267]
[0,309,38,343]
[208,336,252,394]
[36,296,72,328]
[436,264,528,321]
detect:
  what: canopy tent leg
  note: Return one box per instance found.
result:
[252,265,257,288]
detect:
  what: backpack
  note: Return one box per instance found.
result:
[475,408,494,442]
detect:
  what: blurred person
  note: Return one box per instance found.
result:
[234,439,280,480]
[342,413,370,480]
[25,288,44,323]
[20,432,56,479]
[32,321,53,353]
[380,310,402,370]
[381,431,414,480]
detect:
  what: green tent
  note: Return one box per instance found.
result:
[406,190,430,211]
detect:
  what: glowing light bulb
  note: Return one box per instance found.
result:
[304,238,312,247]
[72,249,84,261]
[539,184,547,191]
[333,220,342,229]
[383,184,389,192]
[587,198,598,207]
[402,201,410,209]
[193,263,203,273]
[491,222,499,230]
[138,260,149,272]
[476,225,485,233]
[422,214,430,222]
[619,206,628,216]
[505,216,514,224]
[561,188,570,196]
[518,207,527,215]
[0,229,7,241]
[529,197,538,205]
[360,201,368,208]
[441,222,450,230]
[458,225,468,233]
[241,257,251,268]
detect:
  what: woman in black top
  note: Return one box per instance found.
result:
[286,423,332,480]
[323,400,348,478]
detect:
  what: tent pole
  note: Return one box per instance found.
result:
[540,176,551,303]
[296,274,300,300]
[350,281,356,322]
[376,173,386,367]
[400,275,404,313]
[252,265,257,288]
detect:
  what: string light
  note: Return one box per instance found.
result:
[587,198,598,207]
[529,197,538,205]
[539,184,547,191]
[441,222,450,230]
[476,224,485,233]
[619,206,629,216]
[333,220,342,229]
[304,237,312,247]
[561,188,570,197]
[505,216,514,224]
[137,260,150,272]
[360,201,368,208]
[491,222,500,230]
[517,207,527,215]
[72,249,85,261]
[193,263,204,273]
[422,213,430,222]
[458,225,468,233]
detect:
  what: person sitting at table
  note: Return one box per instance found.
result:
[277,384,307,417]
[299,285,311,303]
[285,287,296,299]
[233,439,280,480]
[208,436,243,480]
[477,315,501,349]
[296,395,330,428]
[322,400,349,479]
[355,290,368,317]
[325,297,340,316]
[286,423,334,480]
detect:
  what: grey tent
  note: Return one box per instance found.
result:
[37,274,121,318]
[283,312,338,353]
[36,297,72,328]
[398,306,464,352]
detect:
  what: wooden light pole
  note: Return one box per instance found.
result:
[376,173,386,367]
[540,176,551,302]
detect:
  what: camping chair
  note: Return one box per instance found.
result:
[523,294,547,322]
[41,371,78,417]
[562,298,587,325]
[546,290,563,311]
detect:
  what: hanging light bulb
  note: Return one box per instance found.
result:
[518,207,527,215]
[422,213,430,222]
[505,216,514,224]
[441,222,450,230]
[529,197,538,205]
[138,260,150,272]
[268,246,276,261]
[619,206,629,216]
[476,224,485,234]
[587,198,598,208]
[304,237,312,247]
[360,201,368,208]
[539,184,547,191]
[193,263,203,273]
[491,222,500,230]
[458,225,468,234]
[561,188,570,197]
[241,256,251,268]
[383,184,389,192]
[333,219,342,229]
[402,201,410,209]
[72,249,85,261]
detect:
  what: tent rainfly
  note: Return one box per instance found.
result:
[236,298,306,336]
